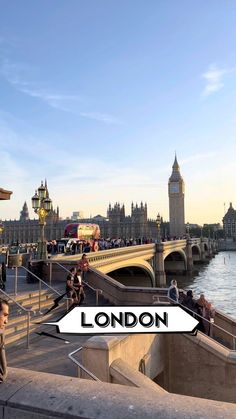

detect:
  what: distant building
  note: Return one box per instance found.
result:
[20,202,29,222]
[71,211,84,221]
[2,203,62,245]
[106,202,158,239]
[168,154,185,237]
[222,203,236,239]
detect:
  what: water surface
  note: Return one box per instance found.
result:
[174,251,236,319]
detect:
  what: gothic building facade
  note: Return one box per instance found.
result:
[2,202,62,245]
[223,203,236,239]
[1,201,161,245]
[106,202,152,239]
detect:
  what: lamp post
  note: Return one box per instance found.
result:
[186,222,190,239]
[156,213,161,244]
[31,181,52,260]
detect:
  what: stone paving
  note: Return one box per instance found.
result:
[7,329,88,378]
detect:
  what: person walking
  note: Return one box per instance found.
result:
[73,268,85,305]
[0,299,9,382]
[78,253,90,281]
[66,267,77,307]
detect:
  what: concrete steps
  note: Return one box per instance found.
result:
[5,289,67,346]
[5,283,109,347]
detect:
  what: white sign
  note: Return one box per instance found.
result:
[44,306,198,334]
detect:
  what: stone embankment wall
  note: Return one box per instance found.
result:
[166,332,236,403]
[82,331,236,404]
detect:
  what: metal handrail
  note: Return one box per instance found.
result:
[68,346,101,381]
[164,295,236,350]
[0,288,33,349]
[21,265,64,313]
[21,265,61,295]
[52,261,103,306]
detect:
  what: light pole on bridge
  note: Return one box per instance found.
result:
[186,222,190,239]
[156,213,161,243]
[31,181,52,260]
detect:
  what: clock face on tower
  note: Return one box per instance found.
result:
[170,182,179,193]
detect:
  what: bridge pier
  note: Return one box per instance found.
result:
[154,243,166,286]
[200,238,207,262]
[186,238,193,273]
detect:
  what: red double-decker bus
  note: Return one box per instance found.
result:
[64,223,100,241]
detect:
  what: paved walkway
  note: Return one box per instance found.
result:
[7,329,88,378]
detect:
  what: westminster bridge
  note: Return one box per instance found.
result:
[51,237,217,287]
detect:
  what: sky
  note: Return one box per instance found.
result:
[0,0,236,225]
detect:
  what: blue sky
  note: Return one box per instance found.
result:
[0,1,236,224]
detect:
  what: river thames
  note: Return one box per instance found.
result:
[175,251,236,320]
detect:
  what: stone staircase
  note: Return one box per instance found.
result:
[4,283,110,347]
[5,289,67,346]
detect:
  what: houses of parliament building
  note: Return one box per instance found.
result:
[1,201,160,245]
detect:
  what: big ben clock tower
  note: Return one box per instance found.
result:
[168,154,185,238]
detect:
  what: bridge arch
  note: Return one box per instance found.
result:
[192,244,201,263]
[164,249,187,273]
[100,261,155,287]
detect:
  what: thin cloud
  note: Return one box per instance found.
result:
[80,111,122,125]
[19,87,83,112]
[180,152,218,165]
[0,57,121,124]
[202,64,235,96]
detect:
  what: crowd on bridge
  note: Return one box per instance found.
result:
[47,235,192,256]
[46,237,155,256]
[4,235,193,259]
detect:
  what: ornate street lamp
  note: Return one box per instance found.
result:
[156,213,161,244]
[31,181,52,260]
[186,222,190,238]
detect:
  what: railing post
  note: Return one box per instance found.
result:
[14,266,18,295]
[49,262,52,286]
[26,311,31,349]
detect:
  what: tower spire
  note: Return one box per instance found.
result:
[172,153,179,171]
